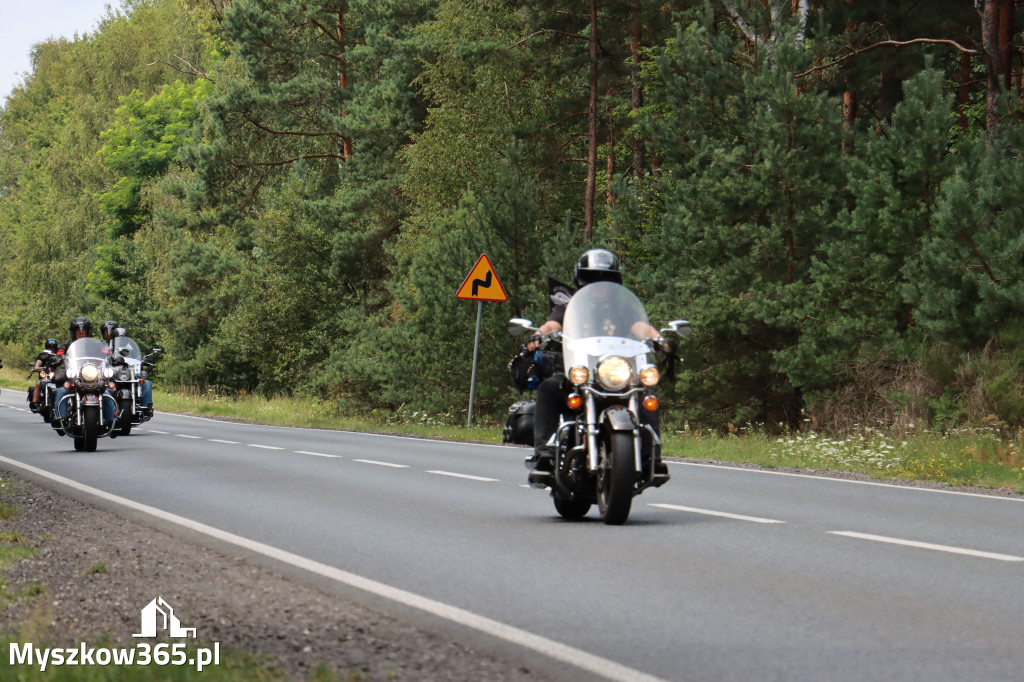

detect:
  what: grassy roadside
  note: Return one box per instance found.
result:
[3,368,1023,493]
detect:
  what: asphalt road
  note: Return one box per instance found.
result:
[2,391,1023,682]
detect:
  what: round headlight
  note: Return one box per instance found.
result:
[640,365,660,386]
[568,366,590,385]
[596,356,632,391]
[116,369,131,382]
[81,364,100,382]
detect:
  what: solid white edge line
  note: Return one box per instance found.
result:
[649,503,785,525]
[353,459,410,469]
[294,451,341,459]
[0,455,669,682]
[426,470,499,482]
[829,531,1024,562]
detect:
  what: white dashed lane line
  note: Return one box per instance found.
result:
[175,434,202,439]
[293,451,341,458]
[829,531,1024,562]
[353,459,410,469]
[427,470,499,482]
[209,439,240,445]
[649,503,785,525]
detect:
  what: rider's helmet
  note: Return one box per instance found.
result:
[69,317,92,338]
[44,338,58,352]
[100,320,119,342]
[574,249,622,289]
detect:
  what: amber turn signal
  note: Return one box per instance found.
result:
[567,393,583,410]
[643,395,659,411]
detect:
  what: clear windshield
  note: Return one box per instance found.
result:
[112,336,143,361]
[562,282,650,343]
[65,338,111,372]
[561,282,651,373]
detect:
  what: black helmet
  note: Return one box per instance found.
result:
[574,249,622,288]
[100,320,119,342]
[44,338,59,352]
[69,316,92,338]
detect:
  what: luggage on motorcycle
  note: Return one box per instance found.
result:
[508,349,562,393]
[502,400,535,445]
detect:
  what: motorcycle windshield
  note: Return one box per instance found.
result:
[65,338,111,374]
[561,281,651,372]
[112,336,143,362]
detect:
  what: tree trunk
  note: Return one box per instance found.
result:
[583,0,598,241]
[982,0,1007,131]
[337,7,353,162]
[630,0,645,178]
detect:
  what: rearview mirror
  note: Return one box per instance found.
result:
[507,318,537,337]
[663,320,692,338]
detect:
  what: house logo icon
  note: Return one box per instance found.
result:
[133,597,197,638]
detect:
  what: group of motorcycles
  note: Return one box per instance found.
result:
[504,281,691,525]
[25,329,161,452]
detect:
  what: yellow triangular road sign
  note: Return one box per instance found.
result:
[456,254,508,302]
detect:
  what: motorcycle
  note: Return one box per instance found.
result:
[508,281,691,525]
[109,336,160,436]
[26,351,60,423]
[51,337,119,451]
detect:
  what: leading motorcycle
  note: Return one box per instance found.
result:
[51,337,119,451]
[508,281,691,525]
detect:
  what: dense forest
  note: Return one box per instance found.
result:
[2,0,1024,432]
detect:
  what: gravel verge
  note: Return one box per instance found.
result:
[0,470,545,681]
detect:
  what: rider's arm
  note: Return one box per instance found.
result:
[527,320,562,351]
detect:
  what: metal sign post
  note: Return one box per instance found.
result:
[456,254,508,428]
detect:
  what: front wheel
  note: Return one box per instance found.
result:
[82,405,99,452]
[597,431,635,525]
[117,398,133,436]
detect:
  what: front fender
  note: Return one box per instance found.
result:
[600,404,636,432]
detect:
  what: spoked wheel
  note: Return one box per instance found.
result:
[82,405,99,452]
[597,431,635,525]
[117,398,133,436]
[553,494,591,520]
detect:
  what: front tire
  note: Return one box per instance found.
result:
[117,398,132,436]
[597,431,635,525]
[82,405,99,452]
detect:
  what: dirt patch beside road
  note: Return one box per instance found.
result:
[0,471,545,681]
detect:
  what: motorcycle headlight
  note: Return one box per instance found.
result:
[568,366,589,385]
[640,365,660,387]
[596,356,632,391]
[80,364,100,382]
[116,369,131,382]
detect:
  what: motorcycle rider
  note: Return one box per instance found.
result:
[53,317,114,424]
[101,320,154,416]
[28,338,60,412]
[525,249,673,484]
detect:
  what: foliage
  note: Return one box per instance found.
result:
[1,0,1023,435]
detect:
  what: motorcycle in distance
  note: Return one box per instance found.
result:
[26,350,60,423]
[109,335,161,436]
[508,281,691,525]
[51,337,119,452]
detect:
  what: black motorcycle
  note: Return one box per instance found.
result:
[109,336,160,436]
[51,337,119,451]
[26,351,60,423]
[508,282,690,524]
